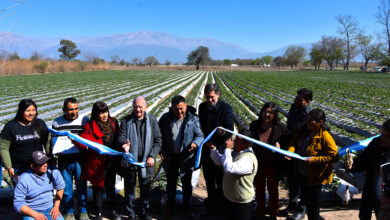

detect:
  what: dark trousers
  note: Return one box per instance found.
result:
[286,161,300,209]
[166,154,193,209]
[124,167,151,217]
[201,152,224,211]
[302,185,322,220]
[225,198,252,220]
[92,161,117,214]
[255,168,279,217]
[359,190,380,220]
[104,158,117,210]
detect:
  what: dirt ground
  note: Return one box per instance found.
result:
[0,172,375,220]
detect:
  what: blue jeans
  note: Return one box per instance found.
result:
[58,159,87,215]
[23,208,64,220]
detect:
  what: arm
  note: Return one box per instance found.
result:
[50,189,63,220]
[210,148,223,166]
[222,105,234,140]
[20,205,47,220]
[117,118,128,147]
[222,149,254,175]
[311,131,339,165]
[191,116,204,148]
[148,117,162,159]
[0,138,12,169]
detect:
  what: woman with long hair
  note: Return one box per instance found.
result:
[249,102,286,220]
[287,108,339,220]
[0,99,49,180]
[76,101,120,220]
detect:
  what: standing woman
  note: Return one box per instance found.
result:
[249,102,285,220]
[77,101,121,220]
[0,99,49,181]
[287,109,339,220]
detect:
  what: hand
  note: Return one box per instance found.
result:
[146,157,155,167]
[49,207,61,220]
[8,167,15,178]
[217,128,225,136]
[285,156,291,160]
[275,142,280,149]
[32,212,48,220]
[305,157,314,163]
[225,138,233,149]
[189,143,198,153]
[122,140,130,153]
[345,154,353,170]
[205,141,216,149]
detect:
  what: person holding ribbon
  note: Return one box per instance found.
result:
[0,99,49,183]
[117,96,162,220]
[159,95,204,219]
[249,102,286,220]
[287,108,338,220]
[345,119,390,220]
[210,128,258,220]
[280,88,313,218]
[198,83,234,215]
[76,101,121,220]
[51,97,89,220]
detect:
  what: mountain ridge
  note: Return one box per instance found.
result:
[0,31,313,63]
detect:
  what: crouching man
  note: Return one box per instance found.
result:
[210,129,258,220]
[14,150,65,220]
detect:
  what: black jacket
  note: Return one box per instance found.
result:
[281,103,312,149]
[199,100,234,153]
[249,120,286,169]
[349,137,389,219]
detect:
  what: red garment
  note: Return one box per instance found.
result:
[255,168,279,217]
[77,118,118,188]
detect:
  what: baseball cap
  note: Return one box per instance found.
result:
[32,150,50,165]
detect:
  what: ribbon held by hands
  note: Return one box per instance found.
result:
[48,127,145,167]
[195,127,309,169]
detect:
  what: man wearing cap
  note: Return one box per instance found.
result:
[14,150,65,220]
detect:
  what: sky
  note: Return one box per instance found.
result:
[0,0,385,53]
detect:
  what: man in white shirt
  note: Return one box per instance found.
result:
[210,129,258,220]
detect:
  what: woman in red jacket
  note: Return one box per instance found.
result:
[78,101,120,220]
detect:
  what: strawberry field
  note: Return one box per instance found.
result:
[1,69,389,147]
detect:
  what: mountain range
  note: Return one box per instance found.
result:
[0,31,313,63]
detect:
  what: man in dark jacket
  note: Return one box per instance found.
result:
[345,119,390,220]
[198,84,234,214]
[159,95,204,219]
[117,96,162,220]
[281,88,313,220]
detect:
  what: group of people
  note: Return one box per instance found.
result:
[0,84,389,220]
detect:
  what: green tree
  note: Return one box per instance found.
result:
[30,51,43,61]
[110,55,120,64]
[187,46,211,70]
[261,55,273,67]
[310,43,324,70]
[145,56,159,66]
[284,46,306,69]
[9,51,20,60]
[375,0,390,70]
[273,56,286,68]
[320,36,345,70]
[58,39,81,60]
[357,34,382,68]
[336,14,360,70]
[223,59,231,66]
[164,60,171,66]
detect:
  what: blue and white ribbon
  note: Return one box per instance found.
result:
[48,127,145,167]
[338,135,380,156]
[195,127,309,168]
